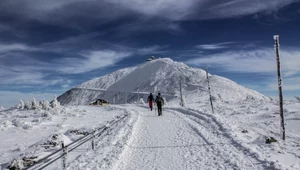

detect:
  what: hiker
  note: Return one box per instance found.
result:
[147,93,154,111]
[155,93,164,116]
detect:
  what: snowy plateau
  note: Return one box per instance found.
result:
[0,58,300,170]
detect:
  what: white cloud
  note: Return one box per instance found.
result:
[195,42,234,50]
[186,48,300,94]
[58,50,132,74]
[0,60,75,87]
[1,0,297,24]
[0,69,45,85]
[267,77,300,91]
[186,48,300,76]
[0,43,37,53]
[0,91,59,108]
[137,45,169,54]
[110,0,197,20]
[113,19,182,35]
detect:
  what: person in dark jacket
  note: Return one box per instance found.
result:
[147,93,154,111]
[155,93,164,116]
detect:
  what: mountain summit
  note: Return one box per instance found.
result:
[58,58,269,105]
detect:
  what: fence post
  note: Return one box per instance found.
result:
[138,89,140,103]
[206,67,214,114]
[179,77,185,107]
[61,142,67,170]
[92,134,95,150]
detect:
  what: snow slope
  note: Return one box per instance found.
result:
[65,103,300,170]
[1,101,300,169]
[58,58,270,106]
[3,58,299,170]
[0,106,127,169]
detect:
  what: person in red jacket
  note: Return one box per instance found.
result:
[147,93,154,111]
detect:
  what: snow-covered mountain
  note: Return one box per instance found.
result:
[57,58,270,105]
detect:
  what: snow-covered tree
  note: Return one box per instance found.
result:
[39,100,43,108]
[0,106,4,111]
[51,96,60,108]
[24,101,32,110]
[42,99,50,110]
[18,100,25,109]
[32,98,38,110]
[295,96,300,102]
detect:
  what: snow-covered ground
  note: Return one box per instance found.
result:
[0,105,127,169]
[1,99,300,170]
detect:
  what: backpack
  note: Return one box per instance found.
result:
[156,96,163,104]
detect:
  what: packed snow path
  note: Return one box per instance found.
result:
[112,106,269,170]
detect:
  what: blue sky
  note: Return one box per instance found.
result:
[1,0,300,107]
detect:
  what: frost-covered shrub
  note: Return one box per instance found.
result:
[139,98,145,104]
[12,119,23,127]
[22,122,33,130]
[39,100,43,107]
[11,119,32,129]
[24,101,32,110]
[51,96,60,108]
[32,98,39,110]
[0,120,12,129]
[32,119,41,123]
[0,106,4,111]
[42,134,71,149]
[42,100,50,110]
[19,98,51,110]
[8,159,24,170]
[19,100,25,109]
[41,111,51,117]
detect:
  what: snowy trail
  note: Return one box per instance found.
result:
[112,106,270,170]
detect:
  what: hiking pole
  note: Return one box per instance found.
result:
[155,103,157,116]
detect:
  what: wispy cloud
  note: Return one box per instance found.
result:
[195,42,235,50]
[57,50,132,74]
[0,70,45,85]
[137,45,169,54]
[112,19,183,36]
[186,48,300,76]
[0,43,38,53]
[267,77,300,91]
[0,0,298,27]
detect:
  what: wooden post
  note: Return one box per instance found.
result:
[274,35,285,141]
[179,78,185,107]
[138,89,140,103]
[92,134,95,150]
[61,142,67,170]
[206,67,214,114]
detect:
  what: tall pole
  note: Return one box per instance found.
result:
[138,88,140,103]
[274,35,285,141]
[179,77,185,107]
[206,67,214,114]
